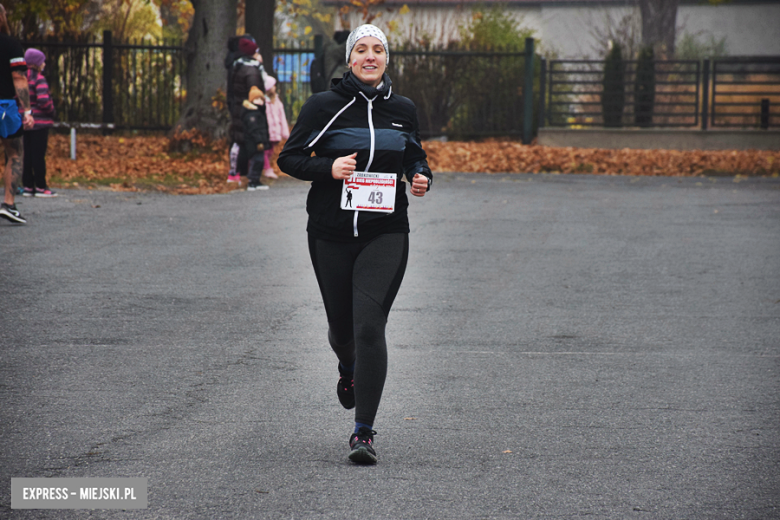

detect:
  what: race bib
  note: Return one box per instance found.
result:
[340,171,396,213]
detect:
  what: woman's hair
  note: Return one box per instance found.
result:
[0,4,9,36]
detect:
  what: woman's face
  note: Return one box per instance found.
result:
[349,36,386,88]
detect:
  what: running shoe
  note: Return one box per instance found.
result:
[227,174,241,183]
[337,364,355,409]
[34,188,57,198]
[22,187,34,197]
[348,427,377,464]
[247,182,269,191]
[0,202,27,224]
[263,169,279,179]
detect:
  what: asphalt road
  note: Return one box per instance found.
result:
[1,173,779,519]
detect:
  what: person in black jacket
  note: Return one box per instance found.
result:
[228,36,267,181]
[241,86,271,191]
[278,24,432,464]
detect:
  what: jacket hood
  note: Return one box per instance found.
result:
[331,71,392,100]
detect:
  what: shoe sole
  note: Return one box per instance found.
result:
[337,393,355,409]
[348,446,377,464]
[0,211,27,224]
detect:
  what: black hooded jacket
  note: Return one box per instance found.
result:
[229,58,264,145]
[277,72,432,242]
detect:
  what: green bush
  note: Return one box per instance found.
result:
[602,42,625,127]
[634,46,655,127]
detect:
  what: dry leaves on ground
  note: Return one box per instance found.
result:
[36,134,780,195]
[423,140,780,177]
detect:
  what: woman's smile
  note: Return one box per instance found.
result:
[349,36,386,87]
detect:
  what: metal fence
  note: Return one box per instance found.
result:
[540,57,780,130]
[709,57,780,129]
[18,32,780,136]
[21,33,537,139]
[23,32,186,131]
[277,36,536,140]
[272,40,315,127]
[541,59,701,128]
[389,47,531,139]
[22,33,315,132]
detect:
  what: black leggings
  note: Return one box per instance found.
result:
[23,128,49,190]
[308,233,409,426]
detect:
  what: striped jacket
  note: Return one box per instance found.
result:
[278,71,432,242]
[26,69,55,129]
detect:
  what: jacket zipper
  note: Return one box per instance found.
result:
[354,93,377,237]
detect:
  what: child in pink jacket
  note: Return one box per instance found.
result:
[262,76,289,179]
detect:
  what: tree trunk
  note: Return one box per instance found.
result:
[245,0,276,75]
[173,0,237,144]
[639,0,679,56]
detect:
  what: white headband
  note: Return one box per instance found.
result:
[346,24,389,65]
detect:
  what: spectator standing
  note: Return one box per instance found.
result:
[310,31,350,93]
[261,75,288,180]
[228,36,268,183]
[224,34,255,184]
[240,86,270,191]
[22,48,56,197]
[0,3,33,224]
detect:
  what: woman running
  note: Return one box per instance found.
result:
[277,24,432,464]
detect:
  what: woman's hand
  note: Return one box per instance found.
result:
[22,113,34,130]
[410,173,429,197]
[332,152,357,180]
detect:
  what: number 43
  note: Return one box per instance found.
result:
[367,191,383,204]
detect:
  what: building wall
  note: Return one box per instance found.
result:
[539,5,638,58]
[341,2,780,58]
[677,3,780,56]
[342,5,541,47]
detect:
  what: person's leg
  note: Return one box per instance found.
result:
[2,135,22,206]
[263,147,272,171]
[350,233,409,429]
[263,143,279,179]
[228,141,239,177]
[30,128,49,190]
[247,151,267,189]
[307,235,359,368]
[22,130,33,190]
[237,144,248,177]
[0,135,26,223]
